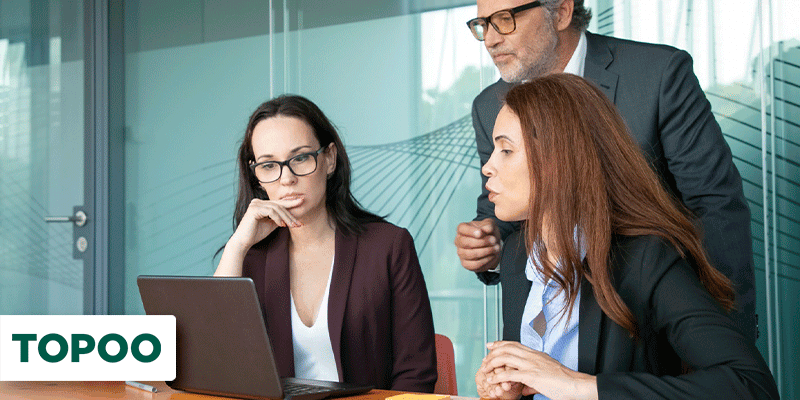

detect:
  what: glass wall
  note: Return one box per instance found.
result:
[123,1,498,394]
[121,0,797,396]
[0,0,85,314]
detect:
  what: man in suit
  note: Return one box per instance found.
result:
[453,0,757,341]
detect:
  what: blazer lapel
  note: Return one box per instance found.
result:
[583,31,619,104]
[262,228,294,377]
[499,230,531,342]
[327,228,358,382]
[578,277,601,375]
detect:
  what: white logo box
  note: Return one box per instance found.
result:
[0,315,175,381]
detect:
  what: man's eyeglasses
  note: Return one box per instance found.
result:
[250,146,327,183]
[466,1,542,41]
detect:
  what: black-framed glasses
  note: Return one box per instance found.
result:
[250,146,327,183]
[466,0,542,41]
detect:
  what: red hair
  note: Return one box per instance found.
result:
[504,74,735,336]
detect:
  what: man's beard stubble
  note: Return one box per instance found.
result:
[496,23,559,83]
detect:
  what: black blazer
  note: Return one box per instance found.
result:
[499,231,778,399]
[472,31,756,341]
[241,222,437,393]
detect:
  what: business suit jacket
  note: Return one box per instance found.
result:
[242,222,437,393]
[472,31,756,341]
[499,232,778,399]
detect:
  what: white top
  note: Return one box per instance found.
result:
[290,258,339,381]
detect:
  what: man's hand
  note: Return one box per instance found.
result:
[455,218,502,273]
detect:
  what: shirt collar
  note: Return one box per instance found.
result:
[562,31,587,77]
[525,226,587,283]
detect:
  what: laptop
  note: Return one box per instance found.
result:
[137,275,374,400]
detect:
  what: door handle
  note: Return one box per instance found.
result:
[45,210,87,227]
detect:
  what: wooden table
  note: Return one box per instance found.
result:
[0,382,476,400]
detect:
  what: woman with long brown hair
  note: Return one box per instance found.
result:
[475,74,777,399]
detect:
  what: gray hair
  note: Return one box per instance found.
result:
[541,0,592,31]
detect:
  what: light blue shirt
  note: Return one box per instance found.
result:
[520,249,582,400]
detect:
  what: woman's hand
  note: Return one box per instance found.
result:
[480,341,598,400]
[229,198,303,249]
[214,198,303,277]
[476,365,524,400]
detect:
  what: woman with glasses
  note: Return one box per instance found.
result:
[475,74,777,400]
[214,95,437,392]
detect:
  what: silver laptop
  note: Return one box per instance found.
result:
[137,275,373,400]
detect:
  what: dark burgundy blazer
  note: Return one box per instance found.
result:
[242,222,437,393]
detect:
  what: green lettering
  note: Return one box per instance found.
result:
[38,333,68,363]
[98,334,127,363]
[131,334,161,363]
[11,334,37,362]
[71,334,96,362]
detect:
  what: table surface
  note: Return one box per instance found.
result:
[0,381,477,400]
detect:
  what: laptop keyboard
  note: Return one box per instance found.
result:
[282,381,337,395]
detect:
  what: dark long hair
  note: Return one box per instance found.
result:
[504,74,735,337]
[234,95,383,236]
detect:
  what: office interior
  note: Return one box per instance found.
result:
[1,0,797,397]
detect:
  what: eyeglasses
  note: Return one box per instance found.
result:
[466,0,542,41]
[250,146,327,183]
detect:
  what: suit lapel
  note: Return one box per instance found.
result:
[327,228,357,382]
[262,228,294,377]
[583,32,619,104]
[578,277,601,374]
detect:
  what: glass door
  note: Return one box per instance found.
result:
[0,0,87,314]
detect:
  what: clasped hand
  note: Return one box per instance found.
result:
[476,342,597,400]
